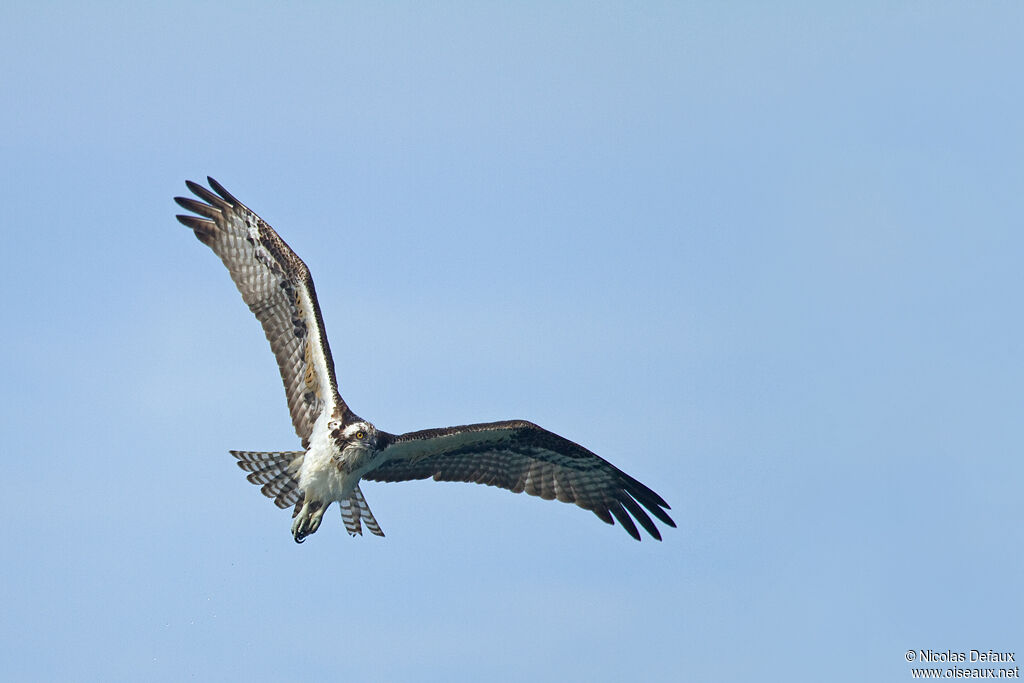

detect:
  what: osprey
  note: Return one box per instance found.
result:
[175,178,675,543]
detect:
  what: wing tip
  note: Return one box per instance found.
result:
[207,176,241,205]
[594,497,673,541]
[619,471,676,532]
[175,214,216,243]
[607,500,642,541]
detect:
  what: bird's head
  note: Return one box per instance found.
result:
[330,419,382,454]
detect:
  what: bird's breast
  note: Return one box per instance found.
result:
[297,446,355,503]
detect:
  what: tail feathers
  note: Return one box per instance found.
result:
[230,450,304,509]
[340,485,385,537]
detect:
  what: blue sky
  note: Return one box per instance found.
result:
[2,3,1022,681]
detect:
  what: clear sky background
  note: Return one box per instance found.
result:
[1,3,1021,681]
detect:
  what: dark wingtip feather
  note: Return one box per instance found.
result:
[207,176,241,205]
[592,508,614,526]
[646,502,676,528]
[186,179,233,210]
[618,472,675,530]
[620,495,663,541]
[608,501,642,541]
[175,214,216,243]
[175,214,213,230]
[174,196,220,219]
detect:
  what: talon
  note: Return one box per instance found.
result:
[291,498,326,543]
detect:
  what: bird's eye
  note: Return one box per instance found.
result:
[356,430,365,440]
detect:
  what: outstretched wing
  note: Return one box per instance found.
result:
[175,178,355,446]
[366,420,675,540]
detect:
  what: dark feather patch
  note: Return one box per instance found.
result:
[174,196,221,219]
[607,500,641,541]
[185,179,233,211]
[207,176,243,205]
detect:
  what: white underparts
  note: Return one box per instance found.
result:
[298,413,356,503]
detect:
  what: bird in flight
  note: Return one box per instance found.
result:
[175,178,675,543]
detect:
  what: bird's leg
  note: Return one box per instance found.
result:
[291,498,326,543]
